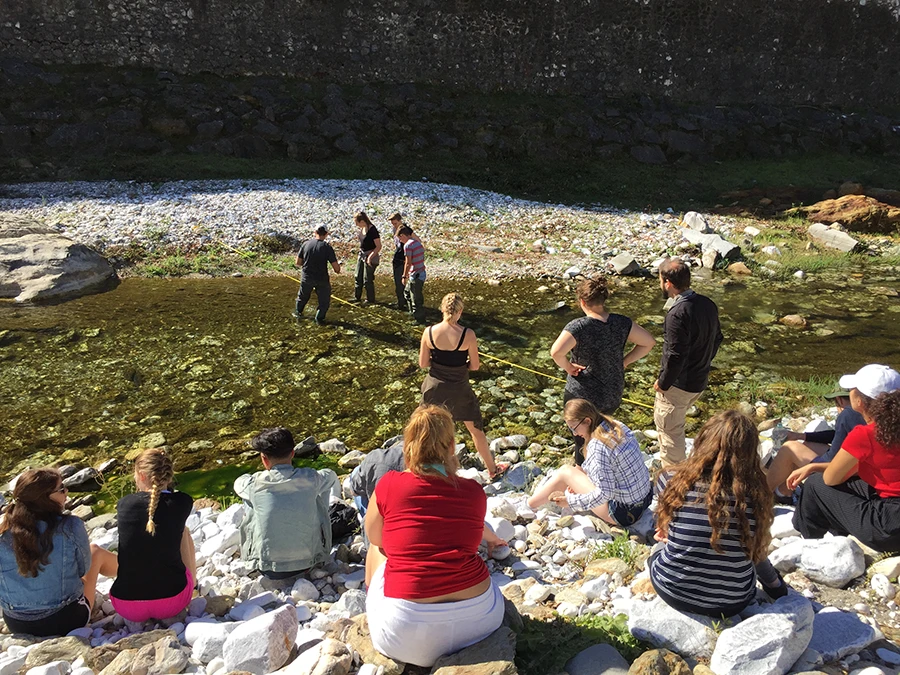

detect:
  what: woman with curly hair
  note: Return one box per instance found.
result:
[550,275,655,464]
[364,405,506,667]
[109,448,196,622]
[790,367,900,552]
[651,410,785,617]
[0,468,117,636]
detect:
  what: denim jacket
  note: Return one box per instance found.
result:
[0,515,90,620]
[234,465,339,573]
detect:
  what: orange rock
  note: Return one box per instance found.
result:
[792,194,900,234]
[780,314,808,328]
[727,261,752,275]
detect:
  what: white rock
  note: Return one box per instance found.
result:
[876,648,900,665]
[222,604,298,675]
[711,592,814,675]
[70,669,93,675]
[869,556,900,579]
[66,627,92,640]
[185,619,229,646]
[487,497,518,521]
[806,607,879,662]
[192,622,240,664]
[229,591,277,621]
[768,536,865,588]
[870,574,897,600]
[328,589,367,617]
[290,578,321,602]
[280,638,350,675]
[581,575,609,601]
[25,662,69,675]
[627,596,720,660]
[294,605,312,623]
[0,653,27,675]
[490,544,512,560]
[770,511,800,539]
[485,517,515,541]
[205,657,225,675]
[565,643,630,675]
[200,527,241,558]
[557,602,580,618]
[849,668,887,675]
[525,584,552,603]
[216,503,245,530]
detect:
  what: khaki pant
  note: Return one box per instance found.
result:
[654,386,703,468]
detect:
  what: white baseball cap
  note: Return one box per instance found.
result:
[838,364,900,399]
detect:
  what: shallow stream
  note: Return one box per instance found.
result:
[1,269,899,478]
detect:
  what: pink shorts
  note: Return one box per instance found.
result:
[110,570,193,622]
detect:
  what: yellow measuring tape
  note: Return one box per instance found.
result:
[219,242,655,410]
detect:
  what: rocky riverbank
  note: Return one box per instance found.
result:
[3,408,900,675]
[1,179,899,284]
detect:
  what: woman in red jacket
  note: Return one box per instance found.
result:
[364,405,505,667]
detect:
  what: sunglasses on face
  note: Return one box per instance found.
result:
[53,485,69,495]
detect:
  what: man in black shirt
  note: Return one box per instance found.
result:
[654,257,723,467]
[295,226,341,325]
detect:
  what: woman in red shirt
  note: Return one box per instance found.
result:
[791,385,900,552]
[364,404,506,667]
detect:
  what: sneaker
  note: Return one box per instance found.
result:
[314,318,328,326]
[349,298,362,304]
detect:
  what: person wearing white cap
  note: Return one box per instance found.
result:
[788,364,900,552]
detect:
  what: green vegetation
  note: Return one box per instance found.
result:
[589,532,640,568]
[516,613,647,675]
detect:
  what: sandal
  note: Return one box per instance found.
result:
[489,463,511,480]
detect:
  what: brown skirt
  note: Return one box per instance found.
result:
[421,364,483,430]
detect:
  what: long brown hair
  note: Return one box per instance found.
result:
[135,448,175,535]
[563,398,625,449]
[656,410,773,563]
[0,469,65,577]
[403,404,459,482]
[355,211,374,229]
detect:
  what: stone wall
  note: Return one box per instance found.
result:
[1,61,898,173]
[2,0,900,108]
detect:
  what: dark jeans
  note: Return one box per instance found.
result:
[354,255,377,302]
[393,261,407,310]
[3,596,90,637]
[296,278,331,321]
[794,474,900,552]
[405,274,425,322]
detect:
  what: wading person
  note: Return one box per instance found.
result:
[295,225,341,325]
[651,411,786,617]
[654,258,723,468]
[419,293,508,479]
[234,427,340,578]
[353,211,381,304]
[527,399,652,526]
[398,225,426,323]
[109,449,197,622]
[0,468,117,636]
[789,365,900,552]
[550,275,655,464]
[364,405,506,668]
[389,213,410,311]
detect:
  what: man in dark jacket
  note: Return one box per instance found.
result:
[654,258,723,467]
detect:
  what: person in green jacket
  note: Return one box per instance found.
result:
[234,428,340,579]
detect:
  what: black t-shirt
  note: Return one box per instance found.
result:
[110,491,193,601]
[360,225,380,252]
[299,239,338,281]
[563,314,633,413]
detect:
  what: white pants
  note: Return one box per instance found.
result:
[365,563,505,667]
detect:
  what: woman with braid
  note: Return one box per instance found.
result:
[109,448,196,622]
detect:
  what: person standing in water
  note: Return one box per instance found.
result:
[295,226,341,325]
[353,211,382,304]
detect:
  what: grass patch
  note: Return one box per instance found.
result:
[516,613,647,675]
[589,532,640,568]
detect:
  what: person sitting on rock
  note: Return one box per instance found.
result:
[527,398,652,527]
[789,365,900,553]
[0,468,117,636]
[765,384,865,501]
[234,427,340,579]
[348,437,406,516]
[651,410,786,617]
[109,448,197,622]
[364,405,507,668]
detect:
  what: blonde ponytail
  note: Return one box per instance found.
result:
[145,482,160,535]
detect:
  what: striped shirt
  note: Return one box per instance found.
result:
[403,239,426,275]
[566,423,650,512]
[650,482,757,611]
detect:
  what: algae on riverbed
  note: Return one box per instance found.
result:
[1,269,899,477]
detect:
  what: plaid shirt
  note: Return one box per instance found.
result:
[567,423,650,512]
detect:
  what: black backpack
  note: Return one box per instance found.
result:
[329,502,361,540]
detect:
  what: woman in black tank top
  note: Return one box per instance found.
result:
[418,293,509,479]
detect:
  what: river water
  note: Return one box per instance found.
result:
[1,269,898,477]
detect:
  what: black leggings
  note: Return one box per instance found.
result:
[3,596,90,637]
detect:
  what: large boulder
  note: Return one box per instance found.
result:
[0,214,118,302]
[710,593,814,675]
[567,643,629,675]
[222,605,298,675]
[326,615,404,675]
[792,195,900,234]
[768,536,865,588]
[627,596,720,660]
[680,228,741,260]
[806,607,880,662]
[431,626,517,675]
